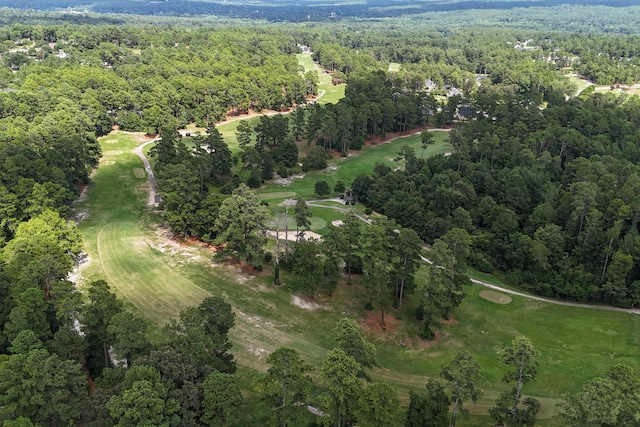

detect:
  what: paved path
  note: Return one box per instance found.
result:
[132,138,160,207]
[470,277,640,314]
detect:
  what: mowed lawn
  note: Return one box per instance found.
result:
[76,130,640,425]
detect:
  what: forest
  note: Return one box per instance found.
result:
[0,16,640,427]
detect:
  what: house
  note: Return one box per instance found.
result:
[447,86,462,97]
[425,79,437,92]
[456,106,475,121]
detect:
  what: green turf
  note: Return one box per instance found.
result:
[388,62,401,72]
[75,129,640,424]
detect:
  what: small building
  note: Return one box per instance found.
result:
[447,86,462,97]
[343,190,354,205]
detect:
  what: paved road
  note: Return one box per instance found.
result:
[132,138,160,207]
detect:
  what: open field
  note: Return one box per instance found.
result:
[74,129,640,425]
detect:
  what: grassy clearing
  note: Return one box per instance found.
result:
[388,62,401,72]
[76,129,640,424]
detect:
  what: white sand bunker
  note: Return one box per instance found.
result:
[331,220,344,226]
[273,174,305,186]
[133,168,146,178]
[267,230,322,241]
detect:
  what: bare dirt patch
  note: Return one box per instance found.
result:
[479,289,512,304]
[67,252,90,284]
[361,310,402,336]
[291,295,321,310]
[71,210,89,224]
[441,315,458,325]
[133,168,146,178]
[273,174,305,186]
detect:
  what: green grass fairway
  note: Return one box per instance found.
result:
[215,52,343,152]
[76,130,640,424]
[259,130,452,200]
[296,52,345,105]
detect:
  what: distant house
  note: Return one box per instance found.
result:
[456,106,475,121]
[425,79,437,92]
[446,86,462,97]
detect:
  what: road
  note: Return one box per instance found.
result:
[132,138,160,207]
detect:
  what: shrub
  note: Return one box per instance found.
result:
[314,180,330,197]
[302,145,328,172]
[253,264,263,272]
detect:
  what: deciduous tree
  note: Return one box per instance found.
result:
[202,371,242,426]
[319,348,363,427]
[355,381,400,427]
[405,381,451,427]
[214,184,269,264]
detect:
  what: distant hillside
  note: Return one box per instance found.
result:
[3,0,639,22]
[2,1,640,34]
